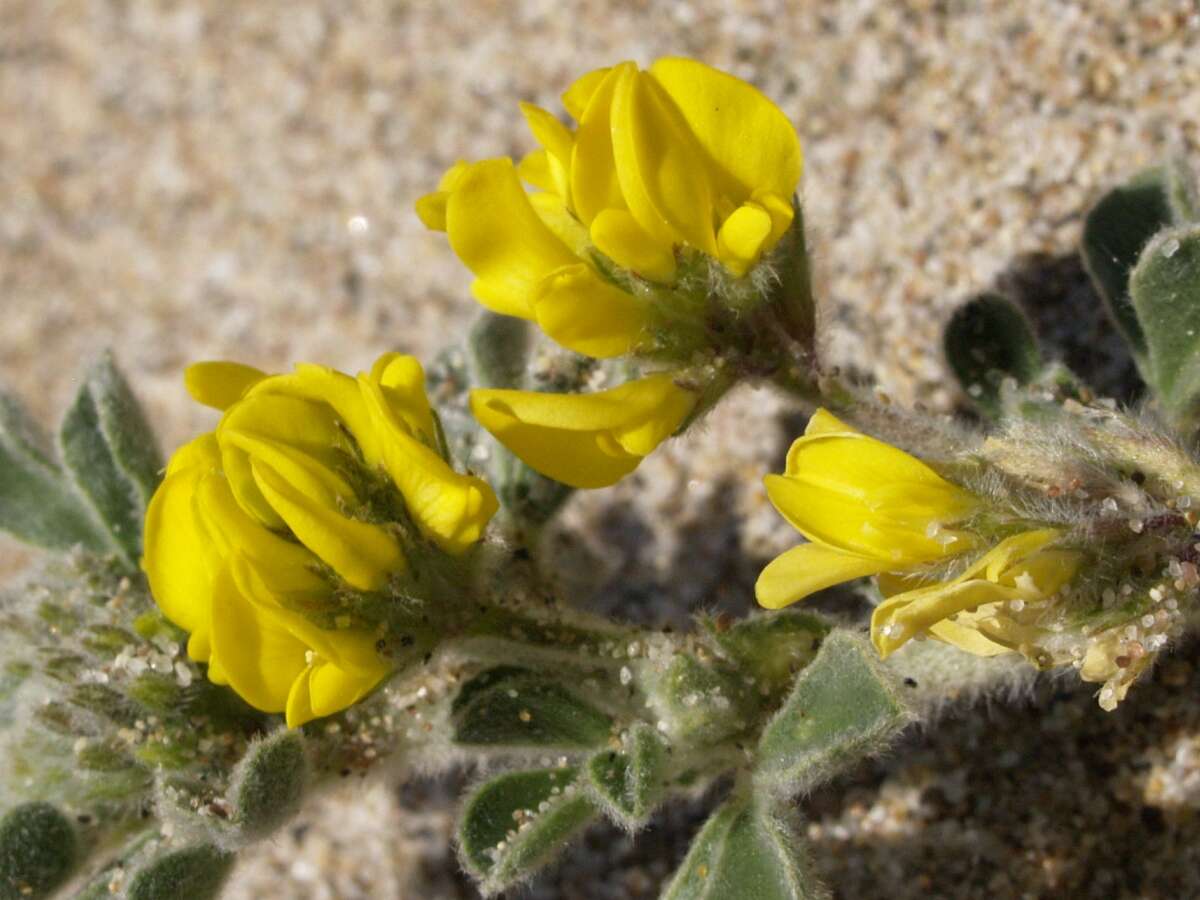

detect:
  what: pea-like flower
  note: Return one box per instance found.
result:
[142,354,498,727]
[417,58,803,359]
[470,373,697,489]
[755,409,1084,659]
[755,409,981,609]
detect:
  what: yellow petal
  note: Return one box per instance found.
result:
[414,161,470,232]
[469,375,696,489]
[446,159,579,319]
[358,375,498,554]
[755,543,889,610]
[520,102,574,200]
[184,362,268,411]
[532,263,651,358]
[517,149,557,194]
[716,201,773,276]
[872,578,1017,658]
[648,58,802,217]
[927,619,1013,657]
[141,435,222,647]
[415,191,449,231]
[369,353,439,447]
[529,193,592,258]
[562,66,611,121]
[804,408,859,437]
[307,660,383,718]
[610,67,717,255]
[218,391,353,530]
[763,473,961,562]
[250,460,404,590]
[589,208,677,282]
[570,64,631,226]
[209,565,307,714]
[258,364,379,464]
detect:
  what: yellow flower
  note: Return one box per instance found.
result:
[143,354,498,727]
[755,409,1085,662]
[417,58,802,358]
[871,529,1082,659]
[755,409,981,609]
[470,374,697,489]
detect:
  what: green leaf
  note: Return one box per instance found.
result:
[768,197,816,348]
[754,630,910,794]
[458,312,572,526]
[0,390,109,553]
[453,669,613,749]
[586,723,667,828]
[59,354,161,565]
[230,730,307,839]
[126,844,234,900]
[648,654,759,746]
[661,797,828,900]
[86,352,164,512]
[1082,163,1197,357]
[468,312,534,390]
[705,610,829,696]
[1130,225,1200,426]
[0,803,78,900]
[943,293,1042,417]
[458,767,596,894]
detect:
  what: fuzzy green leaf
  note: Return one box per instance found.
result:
[586,723,667,828]
[87,352,163,513]
[0,803,78,900]
[1082,163,1197,357]
[706,610,828,696]
[126,844,234,900]
[59,354,162,565]
[1130,226,1200,425]
[769,197,816,348]
[648,654,759,746]
[944,293,1042,417]
[458,767,596,894]
[230,730,307,839]
[468,312,534,390]
[754,630,910,793]
[661,797,827,900]
[453,670,613,750]
[0,390,109,553]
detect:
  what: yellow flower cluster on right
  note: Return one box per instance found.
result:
[755,410,1083,659]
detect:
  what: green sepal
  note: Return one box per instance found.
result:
[59,354,162,565]
[1082,162,1197,358]
[0,389,109,554]
[0,802,78,900]
[753,630,910,794]
[585,723,667,828]
[453,668,613,750]
[661,796,828,900]
[943,293,1042,418]
[229,729,307,839]
[458,767,596,895]
[1130,225,1200,427]
[125,843,235,900]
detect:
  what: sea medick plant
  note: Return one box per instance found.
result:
[1,56,1199,900]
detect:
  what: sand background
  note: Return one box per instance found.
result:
[3,1,1200,896]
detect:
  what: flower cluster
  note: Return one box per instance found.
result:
[756,411,1083,657]
[142,354,497,727]
[419,57,803,488]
